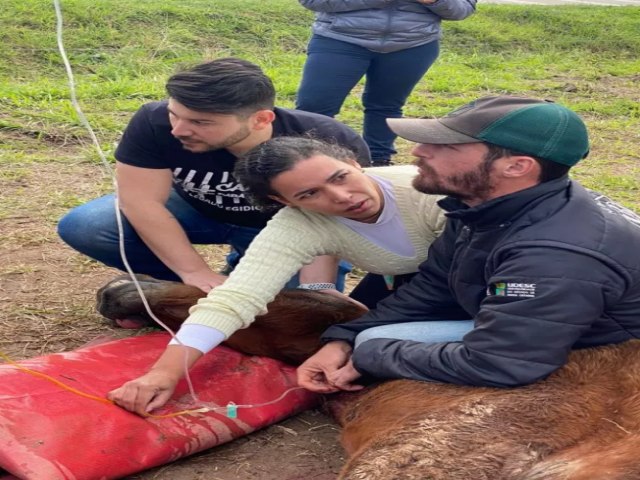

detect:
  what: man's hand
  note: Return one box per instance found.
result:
[179,270,227,293]
[107,369,180,416]
[297,341,353,393]
[326,359,364,391]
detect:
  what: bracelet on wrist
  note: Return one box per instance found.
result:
[297,282,336,291]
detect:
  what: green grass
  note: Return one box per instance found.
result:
[0,0,638,209]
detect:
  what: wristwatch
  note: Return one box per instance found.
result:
[297,283,336,291]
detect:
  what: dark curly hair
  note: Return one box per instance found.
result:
[235,136,357,211]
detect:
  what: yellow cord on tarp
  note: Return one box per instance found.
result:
[0,351,198,418]
[0,352,112,406]
[0,352,306,419]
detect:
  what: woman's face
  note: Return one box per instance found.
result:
[269,155,384,223]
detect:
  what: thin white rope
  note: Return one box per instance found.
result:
[194,387,308,416]
[52,0,199,403]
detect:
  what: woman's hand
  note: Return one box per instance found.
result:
[108,344,203,416]
[107,369,180,416]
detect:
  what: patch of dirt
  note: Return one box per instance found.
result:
[129,410,345,480]
[0,156,349,479]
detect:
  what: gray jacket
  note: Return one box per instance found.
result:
[299,0,477,53]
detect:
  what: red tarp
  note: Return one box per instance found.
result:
[0,333,319,480]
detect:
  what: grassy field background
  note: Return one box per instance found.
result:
[1,0,639,210]
[0,1,638,478]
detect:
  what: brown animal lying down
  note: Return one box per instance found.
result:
[98,275,640,480]
[96,274,366,365]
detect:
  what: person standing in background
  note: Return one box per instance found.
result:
[296,0,477,166]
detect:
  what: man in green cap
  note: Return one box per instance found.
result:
[297,95,640,392]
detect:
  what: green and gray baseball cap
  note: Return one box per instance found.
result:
[387,96,589,166]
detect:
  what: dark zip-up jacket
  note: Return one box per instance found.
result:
[323,177,640,387]
[300,0,476,53]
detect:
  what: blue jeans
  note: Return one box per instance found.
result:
[354,320,474,349]
[57,191,350,290]
[296,35,440,163]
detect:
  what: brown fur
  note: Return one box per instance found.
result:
[96,275,366,365]
[332,341,640,479]
[97,276,640,479]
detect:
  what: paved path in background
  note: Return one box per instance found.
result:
[483,0,639,5]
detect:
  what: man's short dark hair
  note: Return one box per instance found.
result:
[166,58,276,116]
[484,144,571,183]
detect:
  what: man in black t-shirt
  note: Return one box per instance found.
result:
[58,58,370,310]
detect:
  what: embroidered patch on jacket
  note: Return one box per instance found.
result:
[487,282,536,298]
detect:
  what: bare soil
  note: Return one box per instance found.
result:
[0,158,348,479]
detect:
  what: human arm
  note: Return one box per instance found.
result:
[350,247,626,387]
[299,0,396,13]
[298,254,368,309]
[297,341,357,393]
[168,253,355,355]
[107,344,203,415]
[184,208,342,339]
[116,162,225,292]
[414,0,476,20]
[321,224,468,345]
[299,255,339,285]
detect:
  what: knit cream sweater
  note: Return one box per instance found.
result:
[185,165,446,337]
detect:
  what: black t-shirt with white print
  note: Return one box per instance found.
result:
[114,101,371,228]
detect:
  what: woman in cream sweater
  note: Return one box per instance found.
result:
[108,136,445,414]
